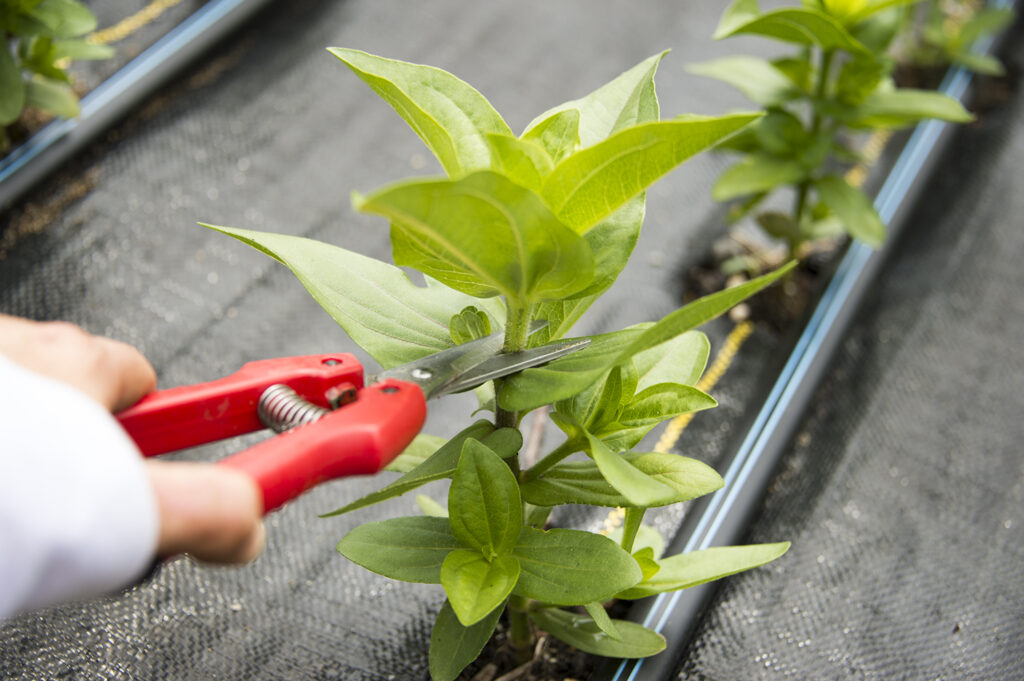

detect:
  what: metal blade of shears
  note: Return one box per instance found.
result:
[372,331,590,400]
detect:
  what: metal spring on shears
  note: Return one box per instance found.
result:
[258,384,330,433]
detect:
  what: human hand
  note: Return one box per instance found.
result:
[0,314,265,564]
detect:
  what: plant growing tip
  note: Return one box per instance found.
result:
[211,47,791,680]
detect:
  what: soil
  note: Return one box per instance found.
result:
[459,619,592,681]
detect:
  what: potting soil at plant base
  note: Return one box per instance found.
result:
[1,1,1022,680]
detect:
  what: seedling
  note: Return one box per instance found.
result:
[691,0,973,261]
[0,0,114,150]
[208,48,792,680]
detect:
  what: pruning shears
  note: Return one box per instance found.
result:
[116,331,587,514]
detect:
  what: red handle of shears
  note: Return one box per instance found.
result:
[116,355,427,513]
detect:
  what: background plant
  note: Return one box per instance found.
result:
[0,0,113,150]
[208,48,792,681]
[896,0,1016,76]
[690,0,973,262]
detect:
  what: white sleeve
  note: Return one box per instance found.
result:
[0,352,159,620]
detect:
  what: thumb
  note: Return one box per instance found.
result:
[146,461,266,564]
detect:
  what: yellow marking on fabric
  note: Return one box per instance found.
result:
[88,0,186,45]
[598,321,754,536]
[844,130,893,188]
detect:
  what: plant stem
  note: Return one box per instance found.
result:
[792,47,835,257]
[494,302,533,430]
[520,438,578,482]
[620,507,646,553]
[507,595,535,663]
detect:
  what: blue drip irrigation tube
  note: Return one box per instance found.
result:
[0,0,272,211]
[611,5,1012,680]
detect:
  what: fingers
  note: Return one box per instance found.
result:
[146,461,266,564]
[0,314,157,411]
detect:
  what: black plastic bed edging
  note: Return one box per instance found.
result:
[0,0,273,214]
[604,5,1016,681]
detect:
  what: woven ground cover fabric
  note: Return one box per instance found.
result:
[675,27,1024,681]
[0,2,778,679]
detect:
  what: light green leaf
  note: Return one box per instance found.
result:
[385,433,447,473]
[31,0,97,37]
[844,0,921,25]
[357,171,594,304]
[441,551,519,626]
[597,383,717,452]
[529,608,666,658]
[543,114,761,234]
[430,600,503,681]
[617,542,790,599]
[25,76,78,118]
[522,451,723,508]
[204,225,503,368]
[322,421,502,516]
[584,602,623,641]
[52,39,114,61]
[417,494,448,518]
[521,108,580,164]
[632,546,662,580]
[0,48,25,125]
[633,330,709,391]
[814,174,885,246]
[329,48,511,176]
[512,527,641,605]
[714,0,869,53]
[584,430,677,507]
[525,52,666,149]
[847,88,973,128]
[336,516,460,583]
[687,56,799,106]
[712,153,807,202]
[448,439,522,558]
[487,133,553,191]
[449,305,491,345]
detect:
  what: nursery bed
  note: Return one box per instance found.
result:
[0,1,1019,680]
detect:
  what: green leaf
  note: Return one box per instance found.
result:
[504,264,790,412]
[449,305,491,345]
[24,76,78,118]
[430,600,503,681]
[583,602,623,641]
[522,451,723,508]
[512,527,641,605]
[356,171,594,304]
[584,429,677,507]
[0,47,26,125]
[30,0,97,37]
[835,54,889,106]
[757,211,802,242]
[712,154,807,202]
[597,382,717,452]
[814,174,885,246]
[441,550,519,626]
[529,608,666,658]
[329,47,511,176]
[448,439,522,558]
[417,494,448,518]
[634,330,709,391]
[847,88,973,128]
[52,39,114,61]
[487,133,553,191]
[204,225,505,368]
[543,114,761,234]
[322,421,499,516]
[385,433,447,473]
[843,0,922,25]
[632,547,662,580]
[617,542,790,599]
[525,52,666,149]
[521,108,580,164]
[714,0,869,53]
[687,56,798,106]
[336,516,461,583]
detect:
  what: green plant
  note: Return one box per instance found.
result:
[900,0,1016,76]
[690,0,973,260]
[207,48,793,680]
[0,0,113,149]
